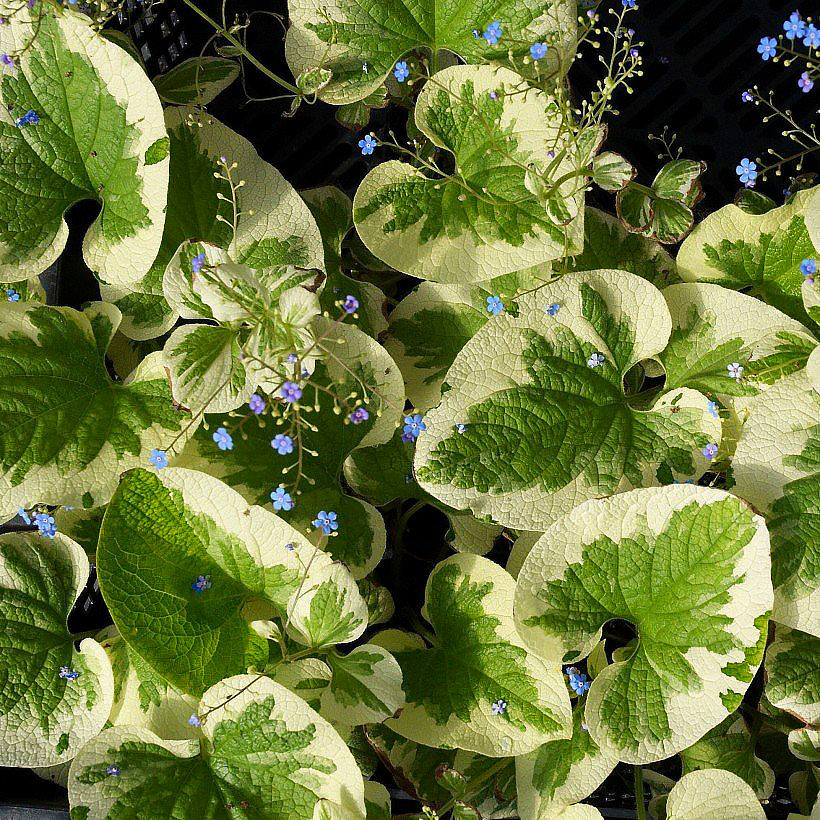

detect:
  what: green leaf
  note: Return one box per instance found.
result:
[96,466,339,696]
[0,9,168,286]
[387,553,571,756]
[591,152,635,192]
[320,644,404,724]
[680,715,775,799]
[676,187,819,327]
[765,626,820,725]
[269,656,332,712]
[353,65,584,283]
[285,0,576,104]
[364,781,391,820]
[153,57,239,105]
[514,485,773,763]
[414,270,719,530]
[0,531,113,766]
[659,283,817,396]
[789,728,820,762]
[357,577,395,626]
[663,769,765,820]
[67,674,367,819]
[0,303,186,514]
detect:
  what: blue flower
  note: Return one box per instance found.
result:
[403,413,426,439]
[622,0,636,6]
[702,442,719,461]
[248,394,265,414]
[394,60,410,82]
[783,11,805,40]
[803,23,820,48]
[191,574,212,593]
[757,36,777,60]
[281,381,303,402]
[735,158,757,186]
[59,666,80,681]
[472,28,481,38]
[14,109,39,126]
[17,506,31,525]
[546,303,560,316]
[6,287,20,302]
[212,427,233,451]
[529,42,548,59]
[801,258,817,277]
[312,510,338,535]
[284,542,295,551]
[191,252,206,274]
[727,361,744,380]
[349,406,369,424]
[741,90,753,103]
[34,512,56,538]
[270,487,294,511]
[483,21,502,46]
[491,698,507,715]
[455,423,467,434]
[271,433,294,454]
[358,134,378,155]
[285,352,298,364]
[798,71,814,93]
[629,47,639,57]
[188,714,201,727]
[1,53,14,66]
[587,352,605,368]
[566,667,590,695]
[343,294,359,314]
[486,295,504,315]
[106,764,120,777]
[149,448,168,469]
[707,400,719,419]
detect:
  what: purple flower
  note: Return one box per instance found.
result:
[702,442,719,461]
[212,427,233,451]
[349,406,369,424]
[342,295,359,314]
[798,72,814,93]
[403,413,426,439]
[312,510,338,535]
[741,90,754,103]
[629,47,639,57]
[358,134,378,155]
[394,60,409,82]
[757,36,777,60]
[271,433,294,455]
[530,42,547,59]
[285,352,298,364]
[248,394,265,414]
[149,448,168,469]
[191,574,212,593]
[281,381,303,402]
[1,53,14,66]
[783,11,806,40]
[270,487,294,511]
[191,252,206,274]
[735,158,757,186]
[491,699,507,715]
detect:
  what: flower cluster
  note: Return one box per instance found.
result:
[566,667,590,696]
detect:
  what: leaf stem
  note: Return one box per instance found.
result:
[436,758,509,817]
[634,765,647,820]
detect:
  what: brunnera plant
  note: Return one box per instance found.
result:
[0,0,817,818]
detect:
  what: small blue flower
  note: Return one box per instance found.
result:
[188,714,201,727]
[622,0,636,6]
[491,698,507,715]
[546,303,560,316]
[284,542,295,551]
[702,442,719,461]
[149,448,168,469]
[270,487,294,511]
[529,42,547,59]
[343,294,359,314]
[6,287,20,302]
[249,393,265,414]
[394,60,410,82]
[281,381,303,402]
[486,295,504,315]
[212,427,233,451]
[757,36,777,60]
[801,258,817,277]
[587,352,605,368]
[803,23,820,48]
[34,512,56,538]
[472,28,481,38]
[349,406,369,424]
[735,158,757,186]
[106,764,120,777]
[707,400,719,419]
[483,21,502,46]
[455,423,467,434]
[312,510,338,535]
[272,433,294,454]
[285,352,298,364]
[191,574,212,593]
[1,53,14,66]
[17,506,31,525]
[741,90,754,103]
[14,109,39,126]
[727,361,744,380]
[191,252,206,274]
[783,11,805,40]
[566,667,590,695]
[629,47,639,57]
[59,666,79,681]
[403,413,426,439]
[358,134,378,155]
[798,71,814,93]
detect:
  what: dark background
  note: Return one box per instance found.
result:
[1,0,815,815]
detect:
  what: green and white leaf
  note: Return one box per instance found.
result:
[96,466,336,696]
[676,188,818,325]
[451,752,518,818]
[414,270,719,530]
[319,644,404,724]
[97,626,198,740]
[804,278,820,326]
[0,303,187,516]
[515,703,618,820]
[789,729,820,763]
[591,152,635,192]
[357,577,395,626]
[680,715,775,799]
[660,282,817,395]
[285,0,576,104]
[765,626,820,725]
[386,553,572,757]
[269,656,333,712]
[286,561,369,648]
[364,780,391,820]
[353,65,584,283]
[0,531,113,766]
[732,369,820,635]
[514,485,773,763]
[447,511,503,556]
[664,769,765,820]
[153,57,239,105]
[67,674,366,819]
[505,531,541,579]
[0,8,168,285]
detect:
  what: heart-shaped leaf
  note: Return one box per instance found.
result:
[764,626,820,725]
[153,57,239,106]
[664,770,765,820]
